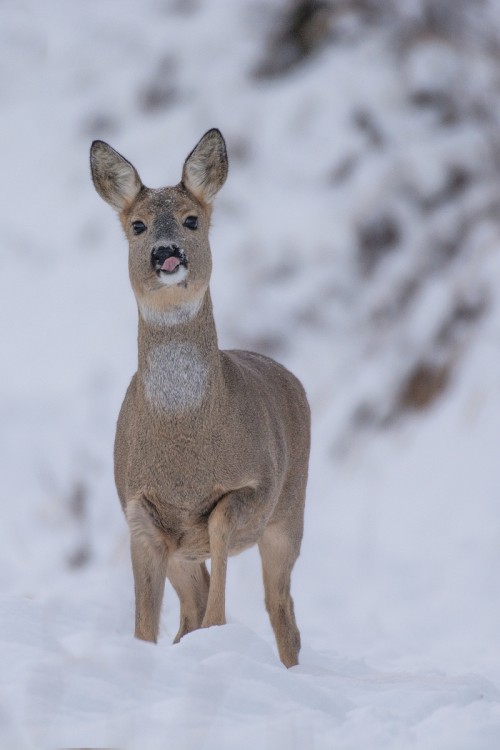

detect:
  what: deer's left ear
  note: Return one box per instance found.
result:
[182,129,228,204]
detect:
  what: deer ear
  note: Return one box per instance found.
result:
[90,141,143,212]
[182,129,228,204]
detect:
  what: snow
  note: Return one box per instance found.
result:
[2,595,500,750]
[2,0,500,747]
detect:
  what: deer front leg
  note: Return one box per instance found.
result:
[126,497,168,642]
[202,489,256,629]
[202,494,237,628]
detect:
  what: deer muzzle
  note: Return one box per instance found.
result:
[151,244,188,275]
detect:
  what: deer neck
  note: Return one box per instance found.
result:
[137,290,222,418]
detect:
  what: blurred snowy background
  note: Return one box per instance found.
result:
[2,0,500,747]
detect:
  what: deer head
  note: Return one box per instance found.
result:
[90,129,228,324]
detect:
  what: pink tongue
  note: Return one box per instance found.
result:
[161,256,181,272]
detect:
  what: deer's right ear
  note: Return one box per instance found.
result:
[90,141,143,212]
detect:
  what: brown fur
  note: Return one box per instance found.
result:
[90,129,310,667]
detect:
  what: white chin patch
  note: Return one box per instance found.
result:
[157,265,188,287]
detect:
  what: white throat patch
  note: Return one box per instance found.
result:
[138,294,204,328]
[143,342,208,414]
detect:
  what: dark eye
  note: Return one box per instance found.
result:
[132,221,146,235]
[183,216,198,230]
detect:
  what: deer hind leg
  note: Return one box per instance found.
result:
[167,559,210,643]
[259,522,302,668]
[126,496,168,643]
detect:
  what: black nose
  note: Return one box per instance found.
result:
[151,244,181,266]
[150,243,188,272]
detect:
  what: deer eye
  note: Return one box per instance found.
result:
[183,215,198,230]
[132,221,147,235]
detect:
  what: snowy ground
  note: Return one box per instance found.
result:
[2,0,500,747]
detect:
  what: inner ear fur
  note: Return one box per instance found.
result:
[182,129,228,204]
[90,140,143,212]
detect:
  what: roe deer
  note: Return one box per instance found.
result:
[90,129,310,667]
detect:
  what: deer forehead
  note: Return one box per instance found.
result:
[125,186,207,224]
